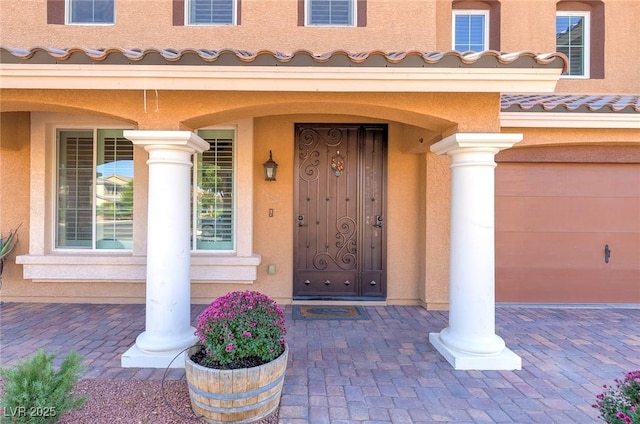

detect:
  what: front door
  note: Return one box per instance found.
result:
[294,124,387,299]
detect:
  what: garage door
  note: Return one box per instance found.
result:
[496,161,640,304]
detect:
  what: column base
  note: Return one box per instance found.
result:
[121,340,197,369]
[429,332,522,370]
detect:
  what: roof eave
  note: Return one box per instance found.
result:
[0,64,563,93]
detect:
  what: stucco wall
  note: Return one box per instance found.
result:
[1,90,495,134]
[2,1,637,93]
[4,86,635,306]
[0,0,437,53]
[4,89,503,306]
[0,112,31,291]
[204,115,452,307]
[499,0,640,93]
[503,127,640,148]
[249,116,433,306]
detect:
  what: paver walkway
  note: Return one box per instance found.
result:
[1,302,639,423]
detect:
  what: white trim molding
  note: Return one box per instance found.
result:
[16,254,261,282]
[0,64,563,93]
[501,112,640,129]
[16,114,261,285]
[430,132,524,156]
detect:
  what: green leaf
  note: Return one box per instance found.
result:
[0,223,21,259]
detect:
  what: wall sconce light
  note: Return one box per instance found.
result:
[263,150,278,181]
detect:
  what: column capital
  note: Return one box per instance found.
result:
[124,130,210,154]
[430,133,523,156]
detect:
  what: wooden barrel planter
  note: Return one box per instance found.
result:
[185,344,288,424]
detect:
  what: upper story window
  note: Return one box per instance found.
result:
[452,10,489,52]
[556,1,604,80]
[67,0,114,24]
[306,0,355,26]
[188,0,236,25]
[556,11,590,78]
[193,129,235,251]
[57,129,133,250]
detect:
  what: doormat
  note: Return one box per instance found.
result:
[292,305,369,320]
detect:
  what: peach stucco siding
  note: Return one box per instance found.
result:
[1,0,637,96]
[0,0,437,53]
[1,90,498,134]
[504,127,640,148]
[1,0,638,307]
[251,116,436,306]
[0,113,31,291]
[3,88,502,307]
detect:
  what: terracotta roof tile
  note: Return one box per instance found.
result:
[0,47,567,69]
[501,94,640,113]
[3,47,635,115]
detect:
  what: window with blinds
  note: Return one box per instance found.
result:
[96,130,134,249]
[194,130,234,251]
[58,131,94,248]
[307,0,354,26]
[57,129,133,250]
[453,10,488,52]
[68,0,114,24]
[188,0,235,25]
[556,12,590,78]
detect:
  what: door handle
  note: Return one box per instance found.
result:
[297,214,305,227]
[604,244,611,264]
[373,215,383,228]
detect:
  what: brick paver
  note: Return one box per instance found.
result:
[1,303,638,423]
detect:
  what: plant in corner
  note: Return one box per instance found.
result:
[0,349,86,424]
[0,224,21,281]
[593,370,640,424]
[185,290,288,424]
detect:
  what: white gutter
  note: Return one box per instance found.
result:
[501,111,640,129]
[0,64,562,93]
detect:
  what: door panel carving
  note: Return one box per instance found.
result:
[294,124,386,299]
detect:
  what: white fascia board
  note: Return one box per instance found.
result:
[501,112,640,129]
[0,64,562,93]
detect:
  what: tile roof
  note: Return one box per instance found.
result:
[5,47,635,115]
[501,94,640,113]
[0,47,566,69]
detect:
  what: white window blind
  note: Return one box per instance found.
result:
[57,129,133,250]
[58,131,94,247]
[189,0,235,25]
[194,130,234,250]
[453,11,488,52]
[308,0,354,26]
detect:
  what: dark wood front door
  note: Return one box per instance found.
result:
[294,124,387,299]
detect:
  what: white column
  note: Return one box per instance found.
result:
[121,130,210,368]
[429,133,523,370]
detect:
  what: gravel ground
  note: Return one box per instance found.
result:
[58,380,279,424]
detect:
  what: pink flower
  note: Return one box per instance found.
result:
[195,290,287,367]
